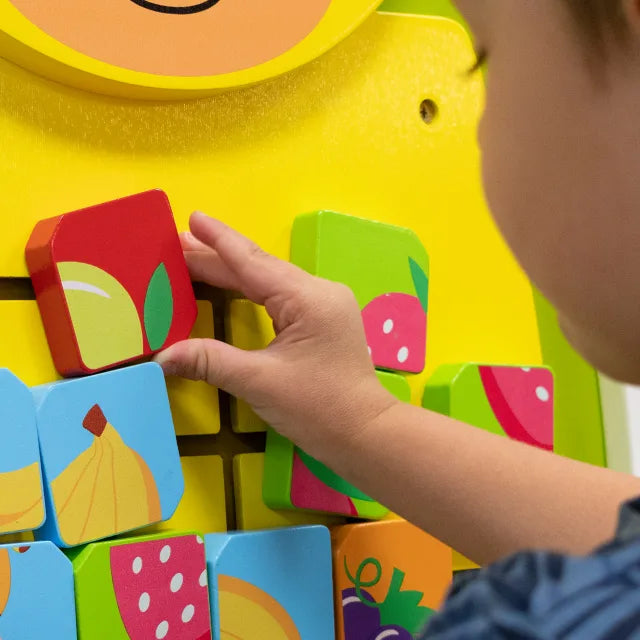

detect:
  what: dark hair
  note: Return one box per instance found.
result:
[565,0,629,46]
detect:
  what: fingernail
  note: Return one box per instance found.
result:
[180,231,195,242]
[191,211,207,220]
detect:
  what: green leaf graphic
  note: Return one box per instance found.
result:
[409,257,429,314]
[144,263,173,350]
[378,567,433,633]
[344,557,434,634]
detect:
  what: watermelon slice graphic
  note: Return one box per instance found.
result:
[423,364,554,453]
[290,449,388,519]
[290,451,358,516]
[110,535,211,640]
[479,366,554,451]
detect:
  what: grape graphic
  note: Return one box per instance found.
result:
[343,557,434,638]
[372,625,413,640]
[342,588,380,640]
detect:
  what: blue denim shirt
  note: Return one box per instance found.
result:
[420,498,640,639]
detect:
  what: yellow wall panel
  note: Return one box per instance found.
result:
[167,300,221,436]
[225,299,275,432]
[0,301,59,386]
[139,455,226,536]
[0,14,542,406]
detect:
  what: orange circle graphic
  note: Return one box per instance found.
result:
[8,0,332,76]
[218,574,301,640]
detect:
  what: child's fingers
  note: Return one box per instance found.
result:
[184,250,242,292]
[181,230,244,290]
[189,211,307,305]
[180,231,211,252]
[155,337,262,398]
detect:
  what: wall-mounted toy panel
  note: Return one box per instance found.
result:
[423,364,554,451]
[167,300,221,436]
[234,453,347,531]
[32,362,184,547]
[26,190,197,376]
[0,369,44,535]
[225,299,275,433]
[0,12,543,395]
[0,541,77,639]
[205,526,334,639]
[0,11,572,636]
[332,520,452,640]
[599,374,640,475]
[0,11,544,400]
[72,532,211,639]
[263,371,410,519]
[291,211,429,374]
[140,455,227,537]
[0,0,381,98]
[0,301,59,386]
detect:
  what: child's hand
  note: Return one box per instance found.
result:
[156,212,398,457]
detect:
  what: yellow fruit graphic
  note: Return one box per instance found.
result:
[218,574,301,640]
[57,262,143,371]
[0,548,10,616]
[0,462,44,533]
[51,404,161,546]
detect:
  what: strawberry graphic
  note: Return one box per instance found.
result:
[362,258,428,373]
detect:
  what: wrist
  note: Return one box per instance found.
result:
[317,377,401,462]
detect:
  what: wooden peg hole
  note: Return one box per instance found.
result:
[420,99,439,125]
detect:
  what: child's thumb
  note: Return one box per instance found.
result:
[155,338,259,399]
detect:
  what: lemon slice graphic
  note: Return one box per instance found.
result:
[57,262,143,371]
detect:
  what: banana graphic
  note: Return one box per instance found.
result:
[51,404,162,545]
[0,463,44,533]
[0,548,9,616]
[218,575,301,640]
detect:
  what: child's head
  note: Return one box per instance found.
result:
[454,0,640,383]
